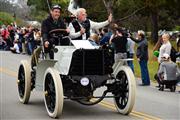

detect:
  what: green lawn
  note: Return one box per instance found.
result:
[133,56,159,82]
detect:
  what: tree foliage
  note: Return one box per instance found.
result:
[0,12,25,26]
[0,0,30,20]
[27,0,69,12]
[0,12,14,25]
[27,0,180,43]
[27,0,71,22]
[27,0,49,11]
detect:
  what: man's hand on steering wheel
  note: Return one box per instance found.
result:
[66,28,70,33]
[44,41,49,48]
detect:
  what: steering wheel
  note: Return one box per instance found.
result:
[48,29,70,46]
[49,29,67,38]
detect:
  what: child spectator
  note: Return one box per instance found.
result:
[10,39,20,54]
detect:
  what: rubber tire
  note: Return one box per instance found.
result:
[113,66,136,115]
[44,68,64,118]
[17,60,31,104]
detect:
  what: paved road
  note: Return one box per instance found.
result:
[0,51,180,120]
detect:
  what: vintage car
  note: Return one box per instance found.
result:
[17,29,136,118]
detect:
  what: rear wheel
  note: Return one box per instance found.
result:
[44,68,64,118]
[17,60,31,104]
[113,66,136,115]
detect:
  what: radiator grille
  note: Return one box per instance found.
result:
[69,49,113,75]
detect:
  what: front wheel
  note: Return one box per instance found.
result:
[17,60,31,104]
[44,68,64,118]
[113,66,136,115]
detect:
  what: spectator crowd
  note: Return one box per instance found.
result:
[0,22,41,55]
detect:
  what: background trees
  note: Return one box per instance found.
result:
[27,0,70,21]
[83,0,180,43]
[0,0,28,25]
[0,0,179,43]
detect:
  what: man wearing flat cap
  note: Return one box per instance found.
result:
[41,5,69,59]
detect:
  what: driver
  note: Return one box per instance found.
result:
[41,5,69,59]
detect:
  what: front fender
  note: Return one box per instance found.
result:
[112,59,133,77]
[35,60,58,91]
[112,62,130,77]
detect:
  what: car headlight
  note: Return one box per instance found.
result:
[80,77,89,86]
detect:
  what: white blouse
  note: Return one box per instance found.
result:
[158,41,172,63]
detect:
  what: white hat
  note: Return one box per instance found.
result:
[52,5,62,10]
[162,53,170,60]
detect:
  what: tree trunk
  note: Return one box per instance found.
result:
[150,9,158,43]
[102,0,115,22]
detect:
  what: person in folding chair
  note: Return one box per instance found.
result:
[157,53,179,91]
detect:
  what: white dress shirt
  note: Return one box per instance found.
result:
[68,20,109,39]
